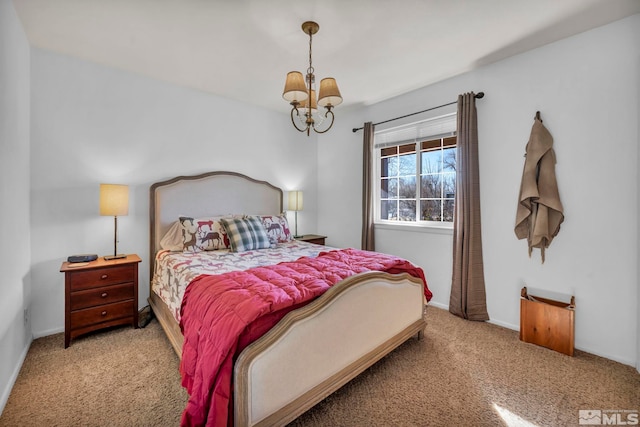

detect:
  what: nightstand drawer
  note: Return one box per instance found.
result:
[70,300,134,328]
[69,265,135,291]
[70,283,134,311]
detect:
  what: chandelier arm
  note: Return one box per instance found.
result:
[290,107,309,133]
[312,109,335,134]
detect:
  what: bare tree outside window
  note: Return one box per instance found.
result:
[379,136,456,224]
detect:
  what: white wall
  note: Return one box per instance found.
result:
[0,0,31,413]
[319,14,640,366]
[29,48,317,337]
[637,45,640,373]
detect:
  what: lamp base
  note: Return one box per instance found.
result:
[104,254,127,261]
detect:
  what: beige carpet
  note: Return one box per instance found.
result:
[2,307,638,426]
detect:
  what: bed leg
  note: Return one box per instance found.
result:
[138,305,154,328]
[417,329,424,340]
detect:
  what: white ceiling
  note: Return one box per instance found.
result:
[12,0,640,113]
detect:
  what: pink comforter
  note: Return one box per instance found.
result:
[179,248,431,426]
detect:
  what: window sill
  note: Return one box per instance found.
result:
[374,222,453,235]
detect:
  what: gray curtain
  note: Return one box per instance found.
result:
[361,122,375,251]
[449,93,489,321]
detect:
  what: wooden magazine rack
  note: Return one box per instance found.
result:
[520,287,575,356]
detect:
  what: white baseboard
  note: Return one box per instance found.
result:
[427,301,448,311]
[33,326,63,339]
[428,301,520,330]
[573,344,636,367]
[488,318,519,331]
[0,335,32,415]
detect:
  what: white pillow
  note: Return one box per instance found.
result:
[159,221,184,251]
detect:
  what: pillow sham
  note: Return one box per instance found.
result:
[259,214,294,243]
[159,221,184,251]
[220,216,271,252]
[179,216,231,252]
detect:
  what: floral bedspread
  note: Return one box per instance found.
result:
[151,240,330,321]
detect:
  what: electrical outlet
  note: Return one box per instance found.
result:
[24,308,29,325]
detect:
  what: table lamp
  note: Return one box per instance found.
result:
[288,190,303,238]
[100,184,129,260]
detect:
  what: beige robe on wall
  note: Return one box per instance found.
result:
[515,117,564,262]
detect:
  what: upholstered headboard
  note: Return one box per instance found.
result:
[149,171,284,277]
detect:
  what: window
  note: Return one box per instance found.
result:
[375,113,456,226]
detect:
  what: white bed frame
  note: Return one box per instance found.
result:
[148,171,427,427]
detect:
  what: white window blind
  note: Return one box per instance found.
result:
[374,112,457,149]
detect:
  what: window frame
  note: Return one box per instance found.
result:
[373,113,457,229]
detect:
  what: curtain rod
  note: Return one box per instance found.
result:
[352,91,484,133]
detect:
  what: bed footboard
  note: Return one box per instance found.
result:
[234,271,426,427]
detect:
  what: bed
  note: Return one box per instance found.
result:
[148,171,431,427]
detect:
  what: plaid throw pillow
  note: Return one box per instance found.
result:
[220,216,271,252]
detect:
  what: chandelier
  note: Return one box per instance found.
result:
[283,21,342,136]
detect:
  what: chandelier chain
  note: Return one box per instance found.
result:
[307,29,314,78]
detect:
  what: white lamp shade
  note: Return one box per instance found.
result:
[288,191,303,211]
[317,78,343,107]
[99,184,129,216]
[283,72,309,103]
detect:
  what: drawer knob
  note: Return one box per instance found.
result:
[101,311,107,316]
[101,292,108,298]
[101,274,108,280]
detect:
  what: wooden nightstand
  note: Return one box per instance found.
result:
[60,254,141,348]
[295,234,327,245]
